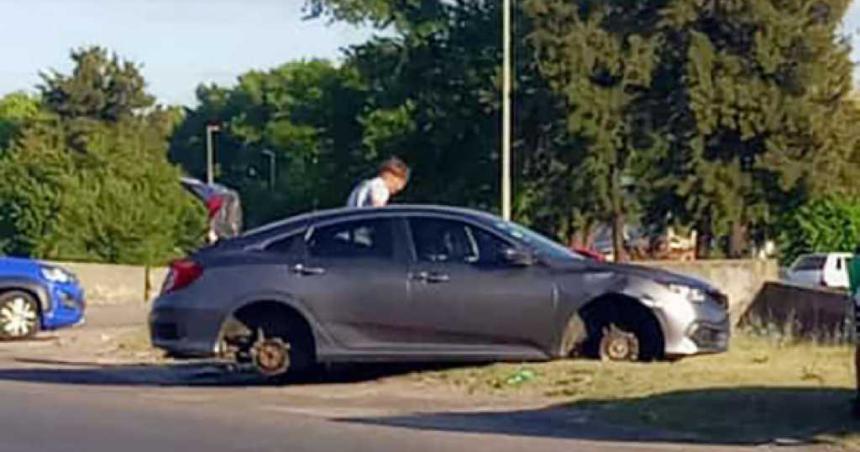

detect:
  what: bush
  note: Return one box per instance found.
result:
[0,119,206,265]
[777,197,860,265]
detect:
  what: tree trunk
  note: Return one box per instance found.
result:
[729,222,747,259]
[609,165,627,262]
[696,221,712,259]
[611,212,627,262]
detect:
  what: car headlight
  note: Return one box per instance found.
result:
[40,266,74,284]
[666,283,707,303]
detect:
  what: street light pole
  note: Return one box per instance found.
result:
[262,149,276,190]
[501,0,512,221]
[205,124,220,185]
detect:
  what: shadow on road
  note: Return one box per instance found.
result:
[337,387,860,448]
[0,359,477,387]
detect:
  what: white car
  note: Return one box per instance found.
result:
[785,253,852,289]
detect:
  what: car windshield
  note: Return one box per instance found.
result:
[792,255,827,271]
[492,221,583,261]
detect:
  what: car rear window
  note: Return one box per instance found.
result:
[793,255,827,271]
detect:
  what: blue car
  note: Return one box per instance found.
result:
[0,257,85,339]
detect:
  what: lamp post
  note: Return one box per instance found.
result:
[205,124,220,185]
[262,149,277,190]
[501,0,512,221]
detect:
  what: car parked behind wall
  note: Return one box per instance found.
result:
[150,205,730,379]
[785,253,852,289]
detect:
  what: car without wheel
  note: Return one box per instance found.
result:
[149,205,730,378]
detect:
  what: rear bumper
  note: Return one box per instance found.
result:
[149,302,223,358]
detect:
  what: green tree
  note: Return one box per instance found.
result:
[170,60,368,227]
[777,196,860,264]
[0,92,42,151]
[525,0,665,260]
[0,48,205,264]
[644,0,860,257]
[40,46,155,122]
[306,0,573,228]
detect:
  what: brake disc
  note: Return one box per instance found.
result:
[251,335,291,377]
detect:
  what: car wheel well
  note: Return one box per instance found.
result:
[579,293,665,361]
[0,288,42,317]
[228,301,317,364]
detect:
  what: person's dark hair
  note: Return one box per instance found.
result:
[379,157,410,180]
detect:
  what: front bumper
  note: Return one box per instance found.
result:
[652,291,731,357]
[149,301,224,358]
[42,283,86,330]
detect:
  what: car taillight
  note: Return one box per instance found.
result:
[162,259,203,294]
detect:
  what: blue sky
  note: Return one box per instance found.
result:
[2,0,860,106]
[0,0,372,105]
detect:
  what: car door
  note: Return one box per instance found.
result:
[405,216,556,355]
[287,216,411,350]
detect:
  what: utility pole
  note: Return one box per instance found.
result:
[205,124,220,185]
[501,0,512,221]
[262,149,276,190]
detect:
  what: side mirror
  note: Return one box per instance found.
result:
[502,247,536,267]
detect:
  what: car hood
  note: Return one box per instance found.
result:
[0,257,42,278]
[554,259,718,292]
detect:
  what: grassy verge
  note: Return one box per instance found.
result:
[406,334,859,448]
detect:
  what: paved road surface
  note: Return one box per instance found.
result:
[0,305,835,452]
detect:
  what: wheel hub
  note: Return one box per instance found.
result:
[599,325,639,362]
[251,337,291,377]
[607,337,630,360]
[1,297,36,337]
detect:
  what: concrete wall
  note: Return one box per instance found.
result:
[640,259,779,325]
[55,258,780,314]
[49,261,166,306]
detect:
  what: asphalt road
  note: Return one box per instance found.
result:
[0,305,833,452]
[0,376,790,452]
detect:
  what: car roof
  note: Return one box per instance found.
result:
[796,252,852,259]
[242,204,501,239]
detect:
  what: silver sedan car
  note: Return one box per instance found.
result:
[150,205,730,377]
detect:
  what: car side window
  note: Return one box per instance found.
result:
[471,226,515,267]
[307,219,394,259]
[265,233,303,255]
[409,218,478,263]
[409,218,514,266]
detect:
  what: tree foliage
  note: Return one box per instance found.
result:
[525,0,860,257]
[40,47,155,122]
[170,60,368,227]
[777,196,860,264]
[0,92,41,151]
[0,47,205,264]
[644,0,860,256]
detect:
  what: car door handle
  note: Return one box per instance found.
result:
[290,263,326,276]
[410,271,450,284]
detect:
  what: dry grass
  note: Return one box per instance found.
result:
[406,334,860,448]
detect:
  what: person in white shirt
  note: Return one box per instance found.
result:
[347,157,410,208]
